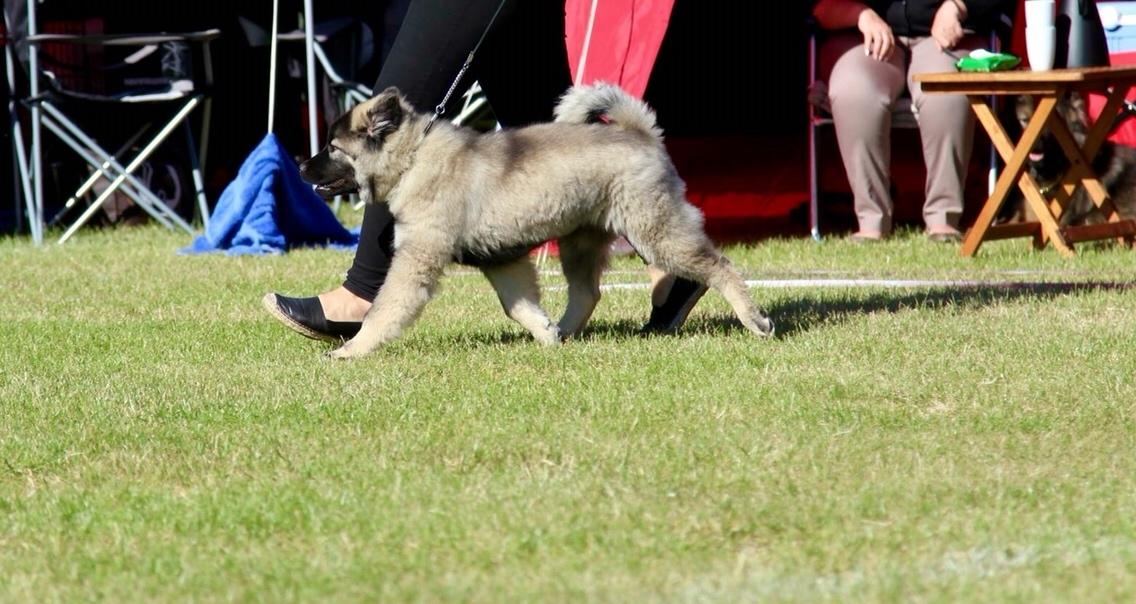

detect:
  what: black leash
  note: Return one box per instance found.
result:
[423,0,508,136]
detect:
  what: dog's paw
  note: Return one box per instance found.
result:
[534,325,562,346]
[744,313,775,338]
[755,315,775,337]
[762,318,775,337]
[326,343,367,360]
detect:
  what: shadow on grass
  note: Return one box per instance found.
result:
[444,319,647,348]
[748,281,1136,339]
[593,280,1135,342]
[395,281,1135,349]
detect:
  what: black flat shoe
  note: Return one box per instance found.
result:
[640,277,709,334]
[261,293,362,342]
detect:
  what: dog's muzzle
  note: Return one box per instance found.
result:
[312,178,358,199]
[299,157,358,198]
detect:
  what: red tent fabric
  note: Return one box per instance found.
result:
[540,0,677,253]
[564,0,675,95]
[561,0,805,237]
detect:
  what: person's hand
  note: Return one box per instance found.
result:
[857,8,895,61]
[931,0,967,51]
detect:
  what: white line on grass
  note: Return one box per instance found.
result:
[547,279,1135,292]
[446,268,1110,279]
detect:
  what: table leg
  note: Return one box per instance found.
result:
[968,96,1074,257]
[1038,185,1072,248]
[1046,112,1122,219]
[1084,86,1127,159]
[1047,88,1135,246]
[1090,89,1135,248]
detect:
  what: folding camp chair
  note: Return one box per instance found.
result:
[245,9,492,211]
[3,4,34,240]
[5,0,219,244]
[274,17,493,139]
[278,17,377,124]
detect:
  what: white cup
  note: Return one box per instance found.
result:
[1025,0,1055,28]
[1026,25,1056,71]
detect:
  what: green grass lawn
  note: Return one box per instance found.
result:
[2,225,1135,602]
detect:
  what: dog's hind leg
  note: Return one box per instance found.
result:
[556,229,612,338]
[482,258,561,346]
[630,213,774,337]
[328,243,449,359]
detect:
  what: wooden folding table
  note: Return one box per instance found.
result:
[915,66,1136,257]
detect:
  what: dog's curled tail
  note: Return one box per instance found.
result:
[554,83,662,139]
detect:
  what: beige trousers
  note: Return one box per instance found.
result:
[822,33,984,234]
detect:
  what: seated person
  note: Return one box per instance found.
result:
[812,0,1009,242]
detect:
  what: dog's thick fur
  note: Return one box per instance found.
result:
[299,84,774,358]
[1010,93,1136,226]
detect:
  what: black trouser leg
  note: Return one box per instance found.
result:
[342,0,570,301]
[472,1,571,127]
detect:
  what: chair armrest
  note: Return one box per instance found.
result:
[276,30,330,44]
[26,29,221,46]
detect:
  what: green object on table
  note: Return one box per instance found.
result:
[955,49,1022,72]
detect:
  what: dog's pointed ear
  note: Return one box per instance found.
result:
[365,90,403,140]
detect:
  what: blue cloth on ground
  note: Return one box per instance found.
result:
[181,134,359,255]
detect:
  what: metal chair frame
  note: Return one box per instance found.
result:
[8,0,219,244]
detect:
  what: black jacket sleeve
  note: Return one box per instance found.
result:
[961,0,1013,24]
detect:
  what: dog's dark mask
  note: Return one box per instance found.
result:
[299,138,357,199]
[1015,93,1088,185]
[298,89,404,199]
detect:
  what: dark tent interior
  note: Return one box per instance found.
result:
[1,0,992,238]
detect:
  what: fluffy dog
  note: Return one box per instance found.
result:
[1011,93,1136,226]
[298,84,775,359]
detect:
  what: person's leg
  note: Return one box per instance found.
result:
[907,34,984,238]
[824,33,907,238]
[340,0,532,306]
[471,0,571,127]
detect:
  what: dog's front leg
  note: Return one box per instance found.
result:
[482,258,560,345]
[328,243,449,360]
